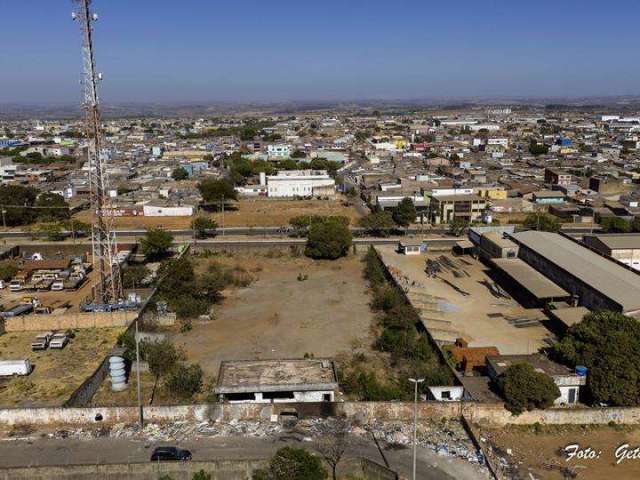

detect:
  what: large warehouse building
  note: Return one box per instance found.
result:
[509,231,640,316]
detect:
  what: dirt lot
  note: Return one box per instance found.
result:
[72,196,361,229]
[376,246,554,354]
[168,251,376,378]
[0,327,124,407]
[484,424,640,479]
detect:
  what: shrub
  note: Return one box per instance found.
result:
[497,363,560,414]
[165,363,203,400]
[140,228,173,261]
[253,447,327,480]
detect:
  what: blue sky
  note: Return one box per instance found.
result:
[1,0,639,103]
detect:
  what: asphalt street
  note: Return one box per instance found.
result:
[0,434,486,480]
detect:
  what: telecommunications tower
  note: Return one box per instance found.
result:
[72,0,121,304]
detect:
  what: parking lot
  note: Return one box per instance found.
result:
[376,246,555,354]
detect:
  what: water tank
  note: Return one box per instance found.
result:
[109,355,128,392]
[575,366,588,377]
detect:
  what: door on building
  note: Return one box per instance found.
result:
[568,388,576,404]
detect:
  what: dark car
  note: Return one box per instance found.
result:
[150,446,192,462]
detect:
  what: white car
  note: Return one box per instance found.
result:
[9,280,24,292]
[49,333,69,349]
[51,280,64,291]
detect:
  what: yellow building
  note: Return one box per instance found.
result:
[476,187,508,200]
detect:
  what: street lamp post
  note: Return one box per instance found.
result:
[409,377,425,480]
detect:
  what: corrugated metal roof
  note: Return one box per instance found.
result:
[493,257,569,299]
[512,231,640,313]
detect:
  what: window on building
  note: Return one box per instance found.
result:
[441,390,452,400]
[226,392,256,401]
[263,391,295,400]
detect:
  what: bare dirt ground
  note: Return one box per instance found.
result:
[0,327,124,407]
[72,196,362,229]
[484,424,640,480]
[168,252,376,378]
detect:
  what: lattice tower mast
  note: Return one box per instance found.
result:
[73,0,121,304]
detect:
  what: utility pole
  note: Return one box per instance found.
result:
[135,317,143,427]
[409,377,424,480]
[221,195,225,237]
[1,209,6,229]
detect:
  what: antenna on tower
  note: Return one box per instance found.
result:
[72,0,122,305]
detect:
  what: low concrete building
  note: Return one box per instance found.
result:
[215,359,338,404]
[486,353,586,405]
[583,233,640,271]
[429,194,487,225]
[478,232,519,259]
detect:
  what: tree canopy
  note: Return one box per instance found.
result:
[35,192,70,221]
[171,166,189,181]
[497,362,560,414]
[358,211,395,237]
[197,178,238,204]
[523,213,561,232]
[252,447,327,480]
[0,185,38,226]
[305,217,352,260]
[552,311,640,406]
[140,228,174,261]
[392,198,417,227]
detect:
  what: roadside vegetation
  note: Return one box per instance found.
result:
[338,247,454,401]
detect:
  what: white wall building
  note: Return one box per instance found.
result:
[143,204,194,217]
[267,144,291,158]
[266,170,335,198]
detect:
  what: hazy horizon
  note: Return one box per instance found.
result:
[2,0,640,104]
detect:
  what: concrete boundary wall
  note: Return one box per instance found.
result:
[0,457,395,480]
[2,401,640,428]
[3,311,136,332]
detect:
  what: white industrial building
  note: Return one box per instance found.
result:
[263,170,335,198]
[142,204,194,217]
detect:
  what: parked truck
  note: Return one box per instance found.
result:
[0,360,32,377]
[0,303,34,318]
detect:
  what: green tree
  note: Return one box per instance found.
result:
[291,149,306,159]
[600,216,631,233]
[171,166,189,181]
[305,218,352,260]
[523,213,561,232]
[192,471,211,480]
[121,264,150,289]
[140,228,174,261]
[36,222,65,241]
[358,211,395,237]
[253,447,327,480]
[448,217,468,237]
[191,216,218,239]
[35,192,70,221]
[0,261,18,282]
[197,178,238,205]
[392,198,417,227]
[632,216,640,233]
[528,142,549,155]
[552,311,640,406]
[165,363,204,400]
[0,185,39,226]
[142,339,184,380]
[496,363,560,415]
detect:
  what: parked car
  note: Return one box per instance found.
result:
[49,332,69,349]
[51,280,64,291]
[9,280,24,292]
[31,331,54,351]
[0,280,5,289]
[150,446,192,462]
[0,360,32,377]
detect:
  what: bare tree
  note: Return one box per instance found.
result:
[316,418,350,480]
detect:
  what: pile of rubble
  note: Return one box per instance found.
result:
[13,416,483,467]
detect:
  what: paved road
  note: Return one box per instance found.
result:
[0,435,485,480]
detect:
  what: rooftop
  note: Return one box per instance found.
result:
[586,233,640,250]
[511,231,640,313]
[492,257,570,300]
[215,359,338,394]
